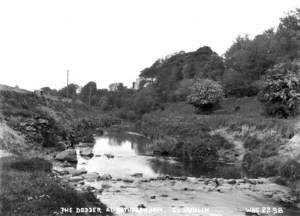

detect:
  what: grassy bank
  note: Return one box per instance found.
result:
[0,91,119,215]
[0,157,110,216]
[136,97,300,201]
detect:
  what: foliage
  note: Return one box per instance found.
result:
[279,159,300,181]
[40,86,58,96]
[0,157,110,216]
[173,79,194,101]
[258,62,300,118]
[187,79,224,111]
[222,69,260,97]
[58,83,79,98]
[9,157,52,172]
[79,81,98,106]
[276,8,300,61]
[224,8,300,85]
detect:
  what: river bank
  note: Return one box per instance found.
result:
[1,90,300,215]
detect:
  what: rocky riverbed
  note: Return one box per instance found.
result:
[52,148,300,216]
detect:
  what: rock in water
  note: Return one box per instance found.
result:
[83,172,100,182]
[98,174,112,180]
[104,153,114,159]
[55,149,77,163]
[131,173,143,178]
[79,148,94,157]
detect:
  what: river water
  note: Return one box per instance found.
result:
[77,131,241,179]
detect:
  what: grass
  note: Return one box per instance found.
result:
[0,157,111,216]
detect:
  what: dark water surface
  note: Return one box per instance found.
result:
[77,131,242,179]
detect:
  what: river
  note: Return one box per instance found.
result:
[75,131,300,216]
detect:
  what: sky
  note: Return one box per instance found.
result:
[0,0,299,91]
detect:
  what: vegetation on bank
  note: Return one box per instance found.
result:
[0,91,119,215]
[0,156,110,216]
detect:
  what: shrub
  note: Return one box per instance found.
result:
[181,136,219,166]
[279,159,300,180]
[187,79,224,112]
[9,157,52,172]
[259,62,300,118]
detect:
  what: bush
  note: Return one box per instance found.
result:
[181,136,219,166]
[259,62,300,118]
[9,157,52,172]
[279,160,300,180]
[187,79,224,112]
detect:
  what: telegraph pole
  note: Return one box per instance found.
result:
[66,70,69,98]
[88,86,92,106]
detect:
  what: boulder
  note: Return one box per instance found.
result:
[123,178,134,183]
[104,153,114,159]
[68,168,87,176]
[83,172,100,182]
[69,176,83,182]
[227,179,237,184]
[98,174,112,180]
[55,149,77,163]
[80,148,94,157]
[131,173,143,178]
[137,204,146,209]
[52,166,69,175]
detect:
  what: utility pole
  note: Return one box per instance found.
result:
[88,86,92,106]
[66,70,69,98]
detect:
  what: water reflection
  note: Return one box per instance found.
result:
[77,131,242,179]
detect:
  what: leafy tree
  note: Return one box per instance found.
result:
[187,79,224,112]
[40,87,58,96]
[259,62,300,118]
[276,9,300,61]
[225,32,277,81]
[58,83,79,98]
[79,81,97,106]
[109,82,125,91]
[224,8,300,84]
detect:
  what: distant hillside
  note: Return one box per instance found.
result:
[0,84,30,94]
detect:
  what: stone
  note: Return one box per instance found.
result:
[183,187,195,191]
[140,179,150,183]
[79,148,94,157]
[83,172,100,182]
[137,204,146,209]
[161,194,168,197]
[69,176,83,182]
[55,149,77,163]
[273,194,297,206]
[52,166,69,175]
[131,173,143,178]
[101,184,111,189]
[227,179,237,184]
[104,153,114,159]
[97,189,104,194]
[123,178,134,183]
[68,168,87,176]
[244,178,257,185]
[263,191,274,198]
[150,196,156,199]
[61,161,73,167]
[98,174,112,180]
